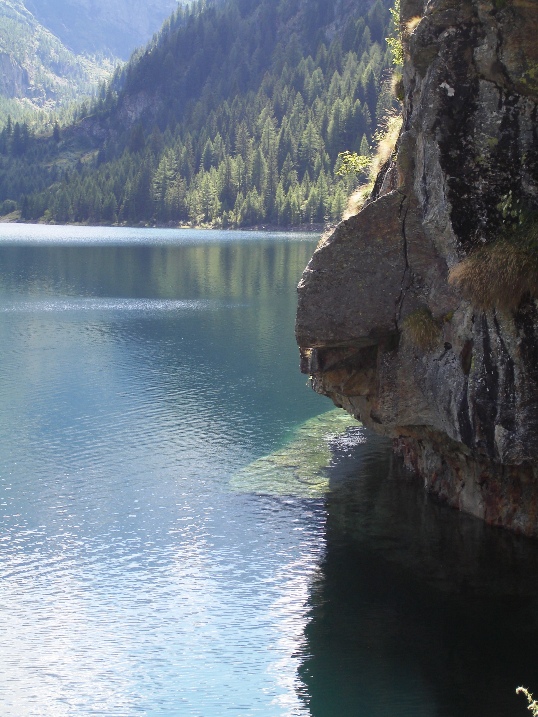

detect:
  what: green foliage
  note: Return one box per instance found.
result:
[386,0,402,67]
[0,0,116,126]
[497,190,524,222]
[521,63,538,95]
[0,198,17,214]
[335,151,371,177]
[0,0,395,227]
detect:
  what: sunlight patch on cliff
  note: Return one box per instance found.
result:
[344,113,403,219]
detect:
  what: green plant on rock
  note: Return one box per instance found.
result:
[449,215,538,311]
[402,306,441,351]
[521,62,538,95]
[335,151,372,178]
[497,190,523,222]
[386,0,403,67]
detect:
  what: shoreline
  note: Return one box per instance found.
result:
[0,212,329,234]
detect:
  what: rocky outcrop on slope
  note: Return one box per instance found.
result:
[0,53,29,98]
[296,0,538,534]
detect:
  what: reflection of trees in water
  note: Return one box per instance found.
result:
[0,235,324,458]
[0,239,318,365]
[0,238,317,300]
[297,433,538,717]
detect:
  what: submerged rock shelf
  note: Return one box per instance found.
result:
[231,409,360,498]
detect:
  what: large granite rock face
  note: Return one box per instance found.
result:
[296,0,538,535]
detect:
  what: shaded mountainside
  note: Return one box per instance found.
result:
[0,0,114,114]
[296,0,538,534]
[0,0,188,126]
[24,0,186,59]
[0,0,396,227]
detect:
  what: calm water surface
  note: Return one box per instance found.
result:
[0,224,537,717]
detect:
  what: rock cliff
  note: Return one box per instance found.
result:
[0,52,29,99]
[296,0,538,535]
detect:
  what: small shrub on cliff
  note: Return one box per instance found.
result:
[402,306,441,351]
[448,218,538,311]
[335,151,372,178]
[386,0,403,67]
[340,0,406,222]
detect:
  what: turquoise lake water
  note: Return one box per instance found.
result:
[0,224,537,717]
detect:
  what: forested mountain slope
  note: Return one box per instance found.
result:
[0,0,397,227]
[24,0,186,59]
[0,0,114,123]
[0,0,190,127]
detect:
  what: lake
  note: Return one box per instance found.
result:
[0,224,537,717]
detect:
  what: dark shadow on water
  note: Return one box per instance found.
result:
[297,428,538,717]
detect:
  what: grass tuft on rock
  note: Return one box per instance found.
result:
[402,306,441,351]
[449,219,538,311]
[344,113,403,219]
[391,71,404,102]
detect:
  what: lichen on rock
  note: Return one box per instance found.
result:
[296,0,538,535]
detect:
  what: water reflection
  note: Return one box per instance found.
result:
[3,226,537,716]
[298,430,538,717]
[0,229,327,715]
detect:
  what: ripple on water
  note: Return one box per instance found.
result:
[4,231,537,717]
[0,297,217,313]
[0,232,329,715]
